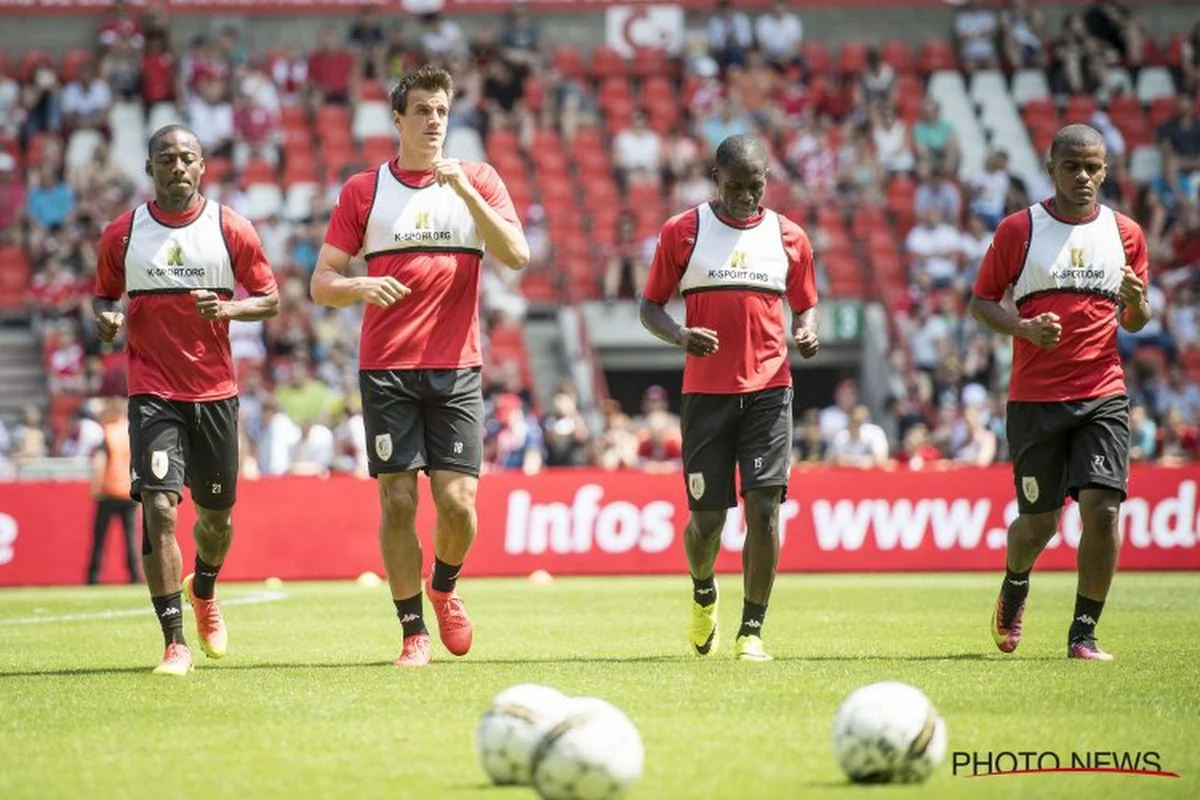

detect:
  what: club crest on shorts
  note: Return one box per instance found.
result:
[375,433,393,461]
[150,450,169,480]
[688,472,705,500]
[1022,476,1039,504]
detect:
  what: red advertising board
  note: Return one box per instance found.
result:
[0,0,949,15]
[2,465,1198,586]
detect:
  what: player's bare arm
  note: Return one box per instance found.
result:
[191,288,280,322]
[310,243,411,308]
[94,297,125,342]
[433,158,530,269]
[1118,264,1152,333]
[792,307,820,359]
[638,297,719,357]
[968,295,1061,349]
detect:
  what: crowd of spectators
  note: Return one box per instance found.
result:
[2,0,1199,479]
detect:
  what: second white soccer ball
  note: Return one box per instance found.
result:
[531,697,644,800]
[476,683,571,785]
[831,681,947,784]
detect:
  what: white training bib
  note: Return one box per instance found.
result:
[1013,203,1125,307]
[362,163,484,259]
[124,200,235,296]
[678,204,789,296]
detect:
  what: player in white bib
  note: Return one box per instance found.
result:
[970,124,1152,661]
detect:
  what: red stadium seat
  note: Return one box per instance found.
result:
[918,40,956,73]
[240,158,276,186]
[486,128,519,160]
[522,75,545,114]
[18,49,52,82]
[1149,97,1177,128]
[838,41,867,76]
[362,136,395,166]
[282,159,318,187]
[641,76,673,107]
[552,45,586,80]
[280,105,307,128]
[1021,98,1058,129]
[881,40,913,73]
[200,156,233,188]
[520,271,558,303]
[1063,95,1097,123]
[1167,35,1185,69]
[630,48,669,79]
[59,49,92,82]
[590,47,626,79]
[801,42,832,75]
[1142,36,1166,68]
[1107,94,1141,123]
[886,175,916,216]
[821,227,852,256]
[570,128,606,158]
[852,205,887,237]
[0,245,32,310]
[598,77,633,113]
[1118,113,1153,149]
[0,50,11,78]
[359,80,387,102]
[531,128,564,156]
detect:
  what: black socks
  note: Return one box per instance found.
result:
[738,601,767,639]
[192,557,221,599]
[395,593,428,639]
[1000,567,1031,626]
[431,558,461,593]
[1069,594,1105,642]
[691,574,716,607]
[151,592,185,647]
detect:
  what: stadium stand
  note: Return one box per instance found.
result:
[0,1,1197,481]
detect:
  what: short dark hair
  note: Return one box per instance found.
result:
[147,124,200,157]
[1049,123,1105,160]
[390,64,455,114]
[714,134,768,172]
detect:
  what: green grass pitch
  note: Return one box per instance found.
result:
[1,573,1198,799]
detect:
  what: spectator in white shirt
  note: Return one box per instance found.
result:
[613,110,663,184]
[819,379,859,443]
[914,163,963,222]
[754,1,803,67]
[968,151,1012,229]
[420,12,467,64]
[827,405,891,468]
[707,0,753,68]
[954,0,1000,70]
[258,400,301,476]
[291,420,335,476]
[959,214,993,283]
[906,208,963,287]
[188,79,234,158]
[61,62,113,131]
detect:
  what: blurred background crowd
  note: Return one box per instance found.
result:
[1,0,1198,480]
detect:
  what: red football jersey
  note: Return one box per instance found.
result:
[973,200,1149,403]
[95,199,277,402]
[643,203,818,395]
[324,159,520,371]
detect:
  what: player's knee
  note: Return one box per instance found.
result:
[1017,511,1060,544]
[435,488,477,531]
[380,480,419,524]
[743,490,781,536]
[691,510,726,540]
[197,509,233,539]
[144,492,178,534]
[1079,490,1121,532]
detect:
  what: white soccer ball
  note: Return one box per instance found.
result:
[531,697,644,800]
[831,681,947,784]
[476,684,571,785]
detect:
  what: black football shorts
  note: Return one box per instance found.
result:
[360,367,484,478]
[128,394,240,509]
[680,386,793,511]
[1006,394,1130,515]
